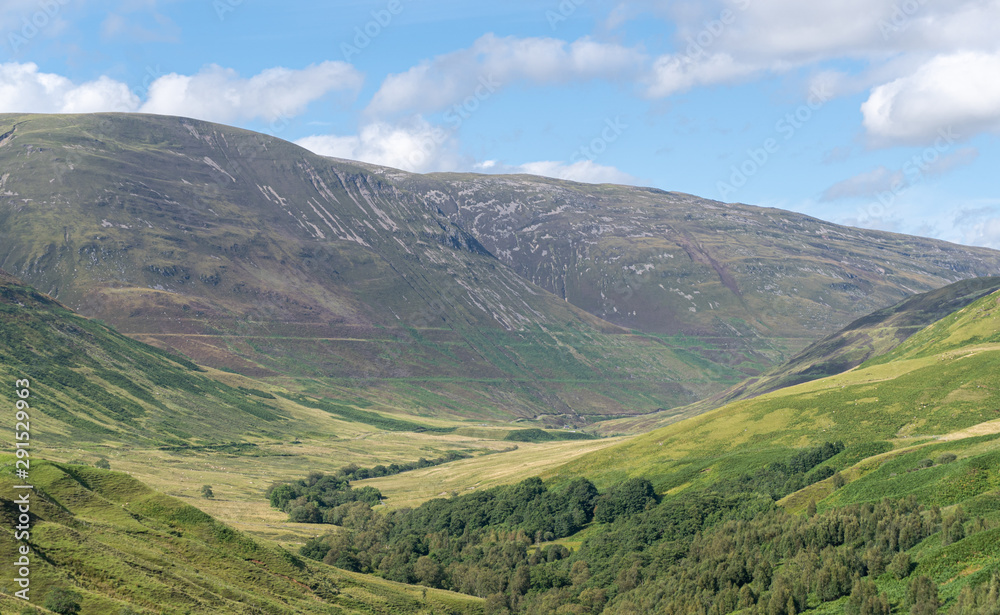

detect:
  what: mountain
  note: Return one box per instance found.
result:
[3,112,1000,425]
[393,171,1000,358]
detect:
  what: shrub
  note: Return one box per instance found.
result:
[201,485,214,499]
[95,458,111,470]
[44,587,82,615]
[937,453,957,464]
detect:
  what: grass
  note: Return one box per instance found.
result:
[548,290,1000,495]
[0,456,484,614]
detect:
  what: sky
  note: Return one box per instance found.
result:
[2,0,1000,248]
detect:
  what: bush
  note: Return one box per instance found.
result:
[44,587,82,614]
[201,485,214,499]
[937,453,957,464]
[95,458,111,470]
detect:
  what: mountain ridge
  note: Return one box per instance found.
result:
[3,112,1000,425]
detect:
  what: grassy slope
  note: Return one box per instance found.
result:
[596,276,1000,435]
[540,288,1000,611]
[0,270,617,550]
[0,269,294,447]
[549,287,1000,493]
[0,458,483,615]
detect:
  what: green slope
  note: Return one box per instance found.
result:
[242,288,1000,615]
[550,286,1000,491]
[598,276,1000,434]
[0,458,483,614]
[0,269,293,447]
[501,286,1000,614]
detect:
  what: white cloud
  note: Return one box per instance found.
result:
[511,160,638,185]
[366,34,645,116]
[861,52,1000,146]
[821,166,903,201]
[140,62,363,124]
[296,117,464,173]
[0,61,362,124]
[645,53,763,98]
[0,63,139,113]
[296,119,638,185]
[952,205,1000,249]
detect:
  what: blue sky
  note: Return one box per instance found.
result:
[3,0,1000,248]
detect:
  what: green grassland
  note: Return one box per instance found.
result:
[0,457,483,614]
[592,276,1000,436]
[550,288,1000,492]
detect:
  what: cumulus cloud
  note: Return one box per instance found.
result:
[861,52,1000,146]
[952,206,1000,249]
[821,166,903,201]
[0,63,139,113]
[0,61,362,124]
[366,34,645,116]
[510,160,638,185]
[296,117,464,173]
[296,119,638,184]
[645,53,763,97]
[140,62,363,123]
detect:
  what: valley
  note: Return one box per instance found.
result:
[1,114,1000,614]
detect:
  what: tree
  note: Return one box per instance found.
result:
[890,552,912,579]
[95,458,111,470]
[201,484,214,499]
[44,587,82,614]
[414,556,444,588]
[906,575,940,615]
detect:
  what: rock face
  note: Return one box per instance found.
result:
[2,112,999,423]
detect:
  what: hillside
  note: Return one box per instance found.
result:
[271,287,1000,615]
[596,276,1000,434]
[0,458,483,614]
[0,268,294,447]
[549,286,1000,491]
[3,113,1000,425]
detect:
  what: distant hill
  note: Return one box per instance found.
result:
[3,112,1000,424]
